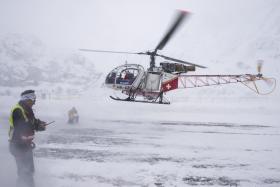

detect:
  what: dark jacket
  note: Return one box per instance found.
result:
[10,101,45,145]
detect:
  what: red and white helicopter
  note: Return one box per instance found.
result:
[80,10,276,104]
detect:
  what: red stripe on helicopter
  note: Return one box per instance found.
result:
[162,77,178,92]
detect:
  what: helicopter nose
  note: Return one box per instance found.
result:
[105,72,116,85]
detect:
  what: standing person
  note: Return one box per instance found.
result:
[9,90,47,187]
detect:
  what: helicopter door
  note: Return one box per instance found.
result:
[143,73,161,92]
[131,68,145,89]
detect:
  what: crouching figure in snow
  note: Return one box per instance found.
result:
[68,107,79,124]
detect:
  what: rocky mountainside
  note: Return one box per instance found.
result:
[0,34,101,89]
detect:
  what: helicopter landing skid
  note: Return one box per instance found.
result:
[109,96,170,105]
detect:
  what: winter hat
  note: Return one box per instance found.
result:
[20,90,36,102]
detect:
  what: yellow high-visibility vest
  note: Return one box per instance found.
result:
[8,104,28,140]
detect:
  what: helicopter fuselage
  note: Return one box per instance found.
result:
[105,64,179,100]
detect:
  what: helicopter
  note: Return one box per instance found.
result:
[80,10,276,104]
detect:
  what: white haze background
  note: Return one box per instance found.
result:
[0,0,280,186]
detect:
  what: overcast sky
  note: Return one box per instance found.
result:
[1,0,279,72]
[0,0,189,49]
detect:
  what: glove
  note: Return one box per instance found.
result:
[21,135,35,145]
[38,122,47,131]
[35,119,47,131]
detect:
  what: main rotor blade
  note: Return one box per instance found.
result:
[157,54,207,68]
[79,49,141,55]
[155,10,189,51]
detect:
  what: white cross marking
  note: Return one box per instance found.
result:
[166,84,171,90]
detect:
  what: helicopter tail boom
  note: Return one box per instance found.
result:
[176,74,276,95]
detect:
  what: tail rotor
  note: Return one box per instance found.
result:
[251,60,276,94]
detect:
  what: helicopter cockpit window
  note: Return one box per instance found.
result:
[116,68,138,85]
[105,71,117,84]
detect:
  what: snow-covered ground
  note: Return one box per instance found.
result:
[0,88,279,187]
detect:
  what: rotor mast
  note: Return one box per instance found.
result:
[147,51,156,70]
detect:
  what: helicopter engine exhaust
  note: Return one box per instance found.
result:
[160,62,195,73]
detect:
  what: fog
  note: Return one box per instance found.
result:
[1,0,279,72]
[0,0,280,186]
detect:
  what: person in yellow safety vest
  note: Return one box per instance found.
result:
[9,90,47,187]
